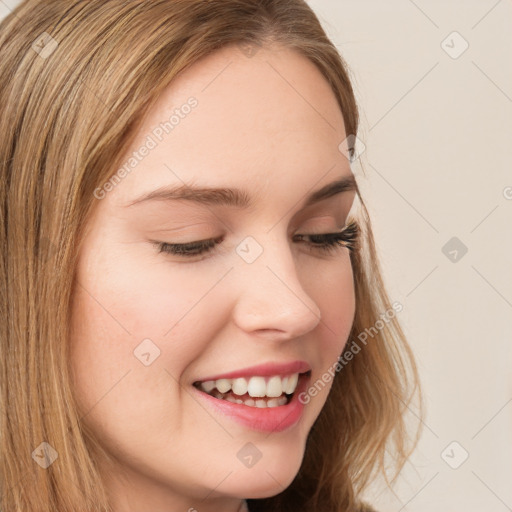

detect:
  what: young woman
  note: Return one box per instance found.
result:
[0,1,423,511]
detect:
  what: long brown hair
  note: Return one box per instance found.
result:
[0,1,423,511]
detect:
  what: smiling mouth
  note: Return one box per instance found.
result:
[193,371,311,409]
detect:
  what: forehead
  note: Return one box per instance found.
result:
[107,44,350,208]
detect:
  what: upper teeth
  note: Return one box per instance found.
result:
[199,373,299,398]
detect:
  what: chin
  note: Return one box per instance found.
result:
[232,458,302,499]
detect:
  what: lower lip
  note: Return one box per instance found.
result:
[191,373,311,433]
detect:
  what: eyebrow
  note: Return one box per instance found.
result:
[125,174,358,210]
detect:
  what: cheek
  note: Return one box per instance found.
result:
[68,261,222,467]
[68,244,227,413]
[307,254,356,347]
[96,238,230,336]
[303,257,355,405]
[74,235,219,340]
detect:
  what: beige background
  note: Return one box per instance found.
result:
[1,1,511,510]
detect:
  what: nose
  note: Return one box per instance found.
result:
[231,237,322,341]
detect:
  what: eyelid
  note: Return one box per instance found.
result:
[145,221,219,237]
[151,222,347,247]
[153,220,359,260]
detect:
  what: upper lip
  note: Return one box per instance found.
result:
[194,360,311,383]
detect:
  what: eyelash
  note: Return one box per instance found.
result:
[154,221,359,259]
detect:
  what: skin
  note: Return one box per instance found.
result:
[70,43,357,512]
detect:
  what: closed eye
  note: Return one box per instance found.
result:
[153,220,359,260]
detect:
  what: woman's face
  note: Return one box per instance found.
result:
[70,44,357,512]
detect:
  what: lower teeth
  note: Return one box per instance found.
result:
[211,391,289,408]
